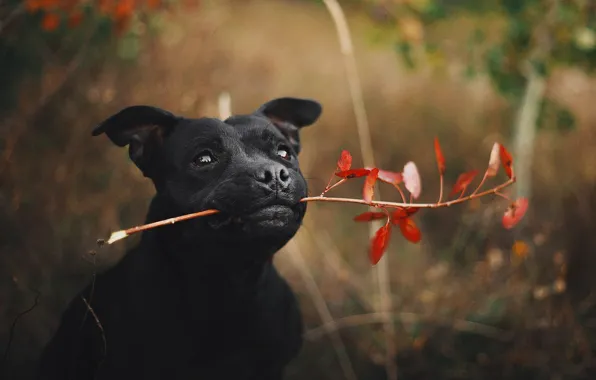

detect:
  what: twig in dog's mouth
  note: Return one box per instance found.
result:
[101,178,515,245]
[101,144,525,253]
[102,209,220,245]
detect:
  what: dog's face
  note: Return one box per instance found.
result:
[93,97,321,254]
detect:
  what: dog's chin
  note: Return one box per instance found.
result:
[207,205,303,239]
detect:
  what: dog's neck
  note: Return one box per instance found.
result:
[139,195,279,297]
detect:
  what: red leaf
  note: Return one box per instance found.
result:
[499,144,514,179]
[391,207,420,224]
[486,142,501,177]
[370,224,391,265]
[363,168,379,203]
[399,218,421,243]
[502,197,529,229]
[377,169,403,185]
[335,168,371,179]
[403,161,421,199]
[41,12,60,31]
[337,150,352,172]
[434,137,446,175]
[354,212,386,222]
[449,170,479,197]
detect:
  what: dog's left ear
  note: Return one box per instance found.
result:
[255,97,322,154]
[92,105,180,177]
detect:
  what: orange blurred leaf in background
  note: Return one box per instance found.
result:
[512,240,529,259]
[41,12,60,31]
[68,9,83,28]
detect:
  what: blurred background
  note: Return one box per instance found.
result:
[1,0,596,379]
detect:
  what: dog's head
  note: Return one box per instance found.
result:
[93,97,321,255]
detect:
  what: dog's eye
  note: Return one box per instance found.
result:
[277,145,291,160]
[192,151,216,167]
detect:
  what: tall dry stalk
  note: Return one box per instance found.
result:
[217,93,357,380]
[321,1,397,379]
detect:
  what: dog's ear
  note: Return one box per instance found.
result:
[92,105,179,177]
[255,97,322,154]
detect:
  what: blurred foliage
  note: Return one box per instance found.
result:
[0,0,196,113]
[351,0,596,132]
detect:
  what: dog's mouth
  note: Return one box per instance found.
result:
[207,204,302,231]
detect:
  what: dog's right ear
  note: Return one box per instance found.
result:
[92,105,179,177]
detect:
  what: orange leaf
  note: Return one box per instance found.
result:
[403,161,421,199]
[449,170,479,197]
[391,207,420,224]
[337,150,352,172]
[68,10,83,28]
[354,212,386,222]
[486,142,500,177]
[335,168,371,179]
[363,168,379,203]
[377,169,403,185]
[147,0,162,9]
[26,0,42,12]
[499,144,514,179]
[114,0,134,19]
[370,224,391,265]
[502,197,529,229]
[434,137,446,175]
[512,240,530,258]
[41,12,60,31]
[399,218,421,243]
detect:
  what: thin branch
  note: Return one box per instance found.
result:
[104,209,219,244]
[100,177,515,245]
[304,311,514,343]
[286,240,358,380]
[321,1,396,377]
[471,171,489,196]
[392,183,407,204]
[310,230,375,311]
[437,174,444,204]
[302,177,516,210]
[323,178,347,195]
[81,296,107,378]
[1,288,40,375]
[0,3,25,35]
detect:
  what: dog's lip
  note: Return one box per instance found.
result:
[206,201,301,229]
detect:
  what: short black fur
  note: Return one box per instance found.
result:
[37,97,322,380]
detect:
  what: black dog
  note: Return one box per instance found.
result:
[37,97,322,380]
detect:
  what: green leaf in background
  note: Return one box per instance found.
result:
[467,296,506,325]
[396,40,416,70]
[537,98,577,132]
[500,0,528,16]
[117,32,141,60]
[507,18,532,51]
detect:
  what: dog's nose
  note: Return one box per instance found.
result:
[255,164,291,189]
